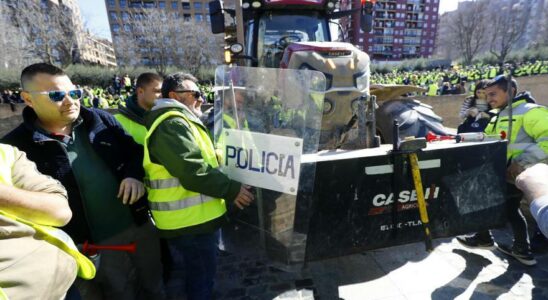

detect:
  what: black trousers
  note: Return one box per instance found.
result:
[476,183,530,251]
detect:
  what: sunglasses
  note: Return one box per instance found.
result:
[174,90,204,100]
[28,89,83,102]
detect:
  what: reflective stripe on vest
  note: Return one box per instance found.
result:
[114,113,147,145]
[143,110,226,230]
[149,194,217,211]
[485,101,546,161]
[0,144,95,280]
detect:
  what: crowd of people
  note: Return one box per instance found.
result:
[2,61,547,109]
[372,60,548,96]
[0,61,546,300]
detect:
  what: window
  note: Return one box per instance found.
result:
[124,24,131,32]
[159,1,166,8]
[109,11,118,20]
[122,12,129,21]
[108,0,115,7]
[194,2,202,10]
[112,24,120,33]
[144,1,155,8]
[433,7,437,12]
[119,0,127,8]
[172,1,178,9]
[195,13,203,22]
[182,2,190,9]
[129,1,142,8]
[184,13,191,21]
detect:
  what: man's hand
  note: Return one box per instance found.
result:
[477,111,491,120]
[515,163,548,203]
[118,178,145,205]
[234,185,254,210]
[506,162,525,184]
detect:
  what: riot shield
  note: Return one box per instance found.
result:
[214,66,325,266]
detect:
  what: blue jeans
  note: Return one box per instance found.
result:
[166,231,219,300]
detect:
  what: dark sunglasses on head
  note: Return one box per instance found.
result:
[175,90,204,100]
[28,89,83,102]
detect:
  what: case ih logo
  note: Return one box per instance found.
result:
[368,187,440,216]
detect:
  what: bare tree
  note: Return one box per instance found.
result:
[114,9,221,75]
[445,1,489,65]
[487,0,530,64]
[0,6,29,69]
[4,0,83,67]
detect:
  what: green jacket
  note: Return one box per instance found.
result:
[144,99,241,236]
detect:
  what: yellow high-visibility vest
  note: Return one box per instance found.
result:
[114,113,147,145]
[143,111,226,230]
[0,144,95,280]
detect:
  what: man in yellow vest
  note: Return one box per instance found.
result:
[457,75,548,266]
[0,143,95,299]
[143,72,254,299]
[115,73,163,145]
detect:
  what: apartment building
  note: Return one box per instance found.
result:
[345,0,440,60]
[81,34,118,68]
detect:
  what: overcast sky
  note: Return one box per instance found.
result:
[77,0,460,41]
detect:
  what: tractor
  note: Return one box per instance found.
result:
[207,0,508,266]
[209,0,449,149]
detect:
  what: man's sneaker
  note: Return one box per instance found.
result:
[456,234,495,250]
[496,244,537,266]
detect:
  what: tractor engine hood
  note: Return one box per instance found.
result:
[280,42,370,92]
[279,41,371,149]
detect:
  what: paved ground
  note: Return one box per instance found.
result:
[214,228,548,300]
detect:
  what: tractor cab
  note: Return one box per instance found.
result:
[254,12,330,68]
[209,0,375,67]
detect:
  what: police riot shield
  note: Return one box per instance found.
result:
[214,66,325,266]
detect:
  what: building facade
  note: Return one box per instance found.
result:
[81,34,118,68]
[345,0,440,61]
[104,0,214,67]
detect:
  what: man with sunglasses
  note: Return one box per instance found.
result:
[457,75,548,266]
[143,72,254,299]
[2,63,165,299]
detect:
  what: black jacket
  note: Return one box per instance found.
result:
[2,106,145,243]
